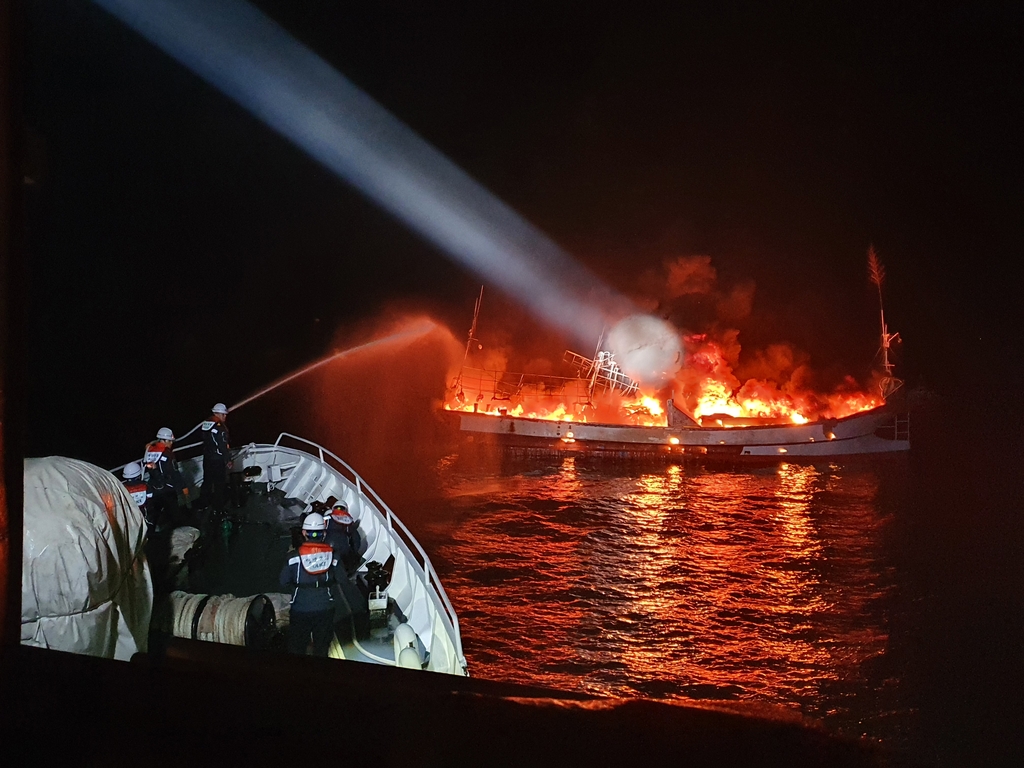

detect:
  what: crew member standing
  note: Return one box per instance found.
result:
[144,427,186,532]
[200,402,231,518]
[325,501,359,572]
[280,513,338,656]
[121,461,149,525]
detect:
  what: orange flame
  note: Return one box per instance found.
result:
[445,331,881,426]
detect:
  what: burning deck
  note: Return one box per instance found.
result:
[448,399,909,462]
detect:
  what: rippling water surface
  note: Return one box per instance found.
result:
[415,456,911,743]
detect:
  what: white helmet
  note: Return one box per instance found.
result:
[156,427,174,441]
[122,462,142,481]
[302,512,326,532]
[330,503,353,525]
[212,403,228,415]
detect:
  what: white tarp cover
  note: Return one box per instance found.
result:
[21,457,153,659]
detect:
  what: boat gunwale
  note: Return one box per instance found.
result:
[448,401,901,433]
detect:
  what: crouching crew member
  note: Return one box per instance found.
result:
[280,513,337,656]
[145,427,186,532]
[200,402,231,516]
[121,461,150,523]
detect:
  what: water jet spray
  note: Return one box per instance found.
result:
[229,319,438,412]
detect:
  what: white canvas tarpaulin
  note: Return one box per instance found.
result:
[21,457,153,659]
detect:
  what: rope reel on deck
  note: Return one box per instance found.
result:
[162,590,277,649]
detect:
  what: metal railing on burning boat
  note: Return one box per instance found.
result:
[173,432,467,676]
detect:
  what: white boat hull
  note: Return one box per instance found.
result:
[452,405,909,460]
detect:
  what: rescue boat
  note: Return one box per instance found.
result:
[167,432,468,675]
[21,433,467,676]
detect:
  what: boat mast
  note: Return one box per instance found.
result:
[452,286,484,401]
[868,246,902,399]
[586,329,606,401]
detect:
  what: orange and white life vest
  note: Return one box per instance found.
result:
[297,541,334,575]
[144,441,166,469]
[124,480,148,508]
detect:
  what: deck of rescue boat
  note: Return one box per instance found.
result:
[153,484,416,666]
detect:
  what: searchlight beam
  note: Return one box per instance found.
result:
[92,0,638,348]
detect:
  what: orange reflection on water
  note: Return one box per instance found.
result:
[435,458,897,720]
[590,469,687,689]
[773,463,823,556]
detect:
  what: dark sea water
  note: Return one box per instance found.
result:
[394,407,1024,768]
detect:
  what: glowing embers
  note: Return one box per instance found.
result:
[444,390,669,426]
[625,396,664,425]
[444,399,583,422]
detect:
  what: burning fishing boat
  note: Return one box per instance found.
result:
[444,253,910,461]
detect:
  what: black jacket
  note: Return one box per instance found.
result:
[201,418,230,466]
[144,441,183,494]
[280,542,338,613]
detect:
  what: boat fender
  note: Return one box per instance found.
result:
[393,622,418,661]
[397,646,421,669]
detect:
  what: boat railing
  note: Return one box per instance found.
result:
[450,365,597,409]
[268,433,465,668]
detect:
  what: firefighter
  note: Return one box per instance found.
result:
[144,427,187,532]
[280,513,338,656]
[200,402,231,518]
[121,461,149,524]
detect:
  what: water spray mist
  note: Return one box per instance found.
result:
[229,319,437,412]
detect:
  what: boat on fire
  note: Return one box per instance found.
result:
[449,396,909,460]
[444,272,910,461]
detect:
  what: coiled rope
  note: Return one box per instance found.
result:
[167,590,266,646]
[168,591,208,639]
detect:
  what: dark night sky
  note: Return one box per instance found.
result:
[20,1,1024,464]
